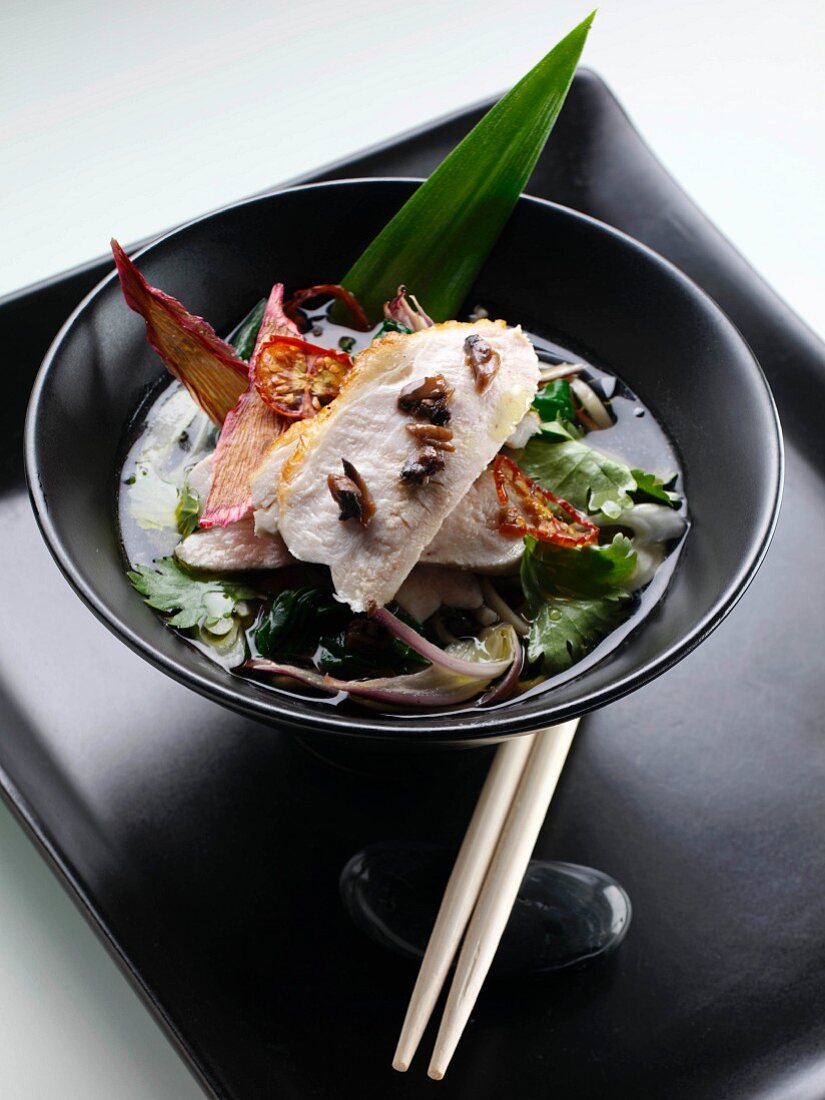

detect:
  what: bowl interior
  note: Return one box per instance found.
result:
[26,180,782,742]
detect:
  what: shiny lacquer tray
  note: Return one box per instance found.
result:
[1,71,823,1099]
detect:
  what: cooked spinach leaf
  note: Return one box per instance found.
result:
[255,587,349,660]
[316,624,428,679]
[254,587,429,678]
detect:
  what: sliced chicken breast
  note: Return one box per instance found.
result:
[422,468,524,574]
[250,421,306,537]
[253,441,523,572]
[178,452,291,571]
[175,517,291,572]
[275,320,539,611]
[186,453,214,500]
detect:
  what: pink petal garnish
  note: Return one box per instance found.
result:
[200,285,300,528]
[111,240,247,425]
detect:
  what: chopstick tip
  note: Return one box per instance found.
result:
[427,1066,445,1081]
[392,1057,409,1073]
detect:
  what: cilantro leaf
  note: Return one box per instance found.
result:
[630,468,681,509]
[527,593,632,673]
[520,437,636,518]
[521,533,637,600]
[537,419,582,442]
[520,527,636,674]
[128,558,256,630]
[533,379,574,423]
[175,483,201,538]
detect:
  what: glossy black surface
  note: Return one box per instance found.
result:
[340,843,631,976]
[25,185,779,741]
[1,71,824,1097]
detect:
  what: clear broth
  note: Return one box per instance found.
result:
[118,309,688,714]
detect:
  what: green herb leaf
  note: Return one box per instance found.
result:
[630,468,681,508]
[375,319,412,338]
[520,437,637,517]
[230,298,267,361]
[533,379,574,423]
[527,593,632,673]
[175,483,201,538]
[538,419,582,442]
[521,533,637,599]
[127,558,256,630]
[255,587,349,660]
[335,13,595,322]
[316,629,427,679]
[254,587,430,677]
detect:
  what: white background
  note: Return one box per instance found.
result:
[0,1,823,1096]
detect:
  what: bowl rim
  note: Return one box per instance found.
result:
[25,178,784,741]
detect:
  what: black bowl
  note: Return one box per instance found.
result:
[25,180,782,743]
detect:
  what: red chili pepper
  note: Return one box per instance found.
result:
[284,284,371,333]
[493,454,599,547]
[253,335,352,419]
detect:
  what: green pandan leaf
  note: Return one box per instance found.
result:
[335,13,595,322]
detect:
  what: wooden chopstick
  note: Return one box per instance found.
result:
[392,733,535,1072]
[428,718,580,1080]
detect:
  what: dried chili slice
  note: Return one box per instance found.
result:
[253,335,352,419]
[493,454,599,547]
[283,284,371,332]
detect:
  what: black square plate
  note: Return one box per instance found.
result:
[1,71,824,1098]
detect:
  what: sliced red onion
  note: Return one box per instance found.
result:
[384,286,434,331]
[373,608,515,678]
[245,659,495,707]
[246,659,339,692]
[480,642,525,705]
